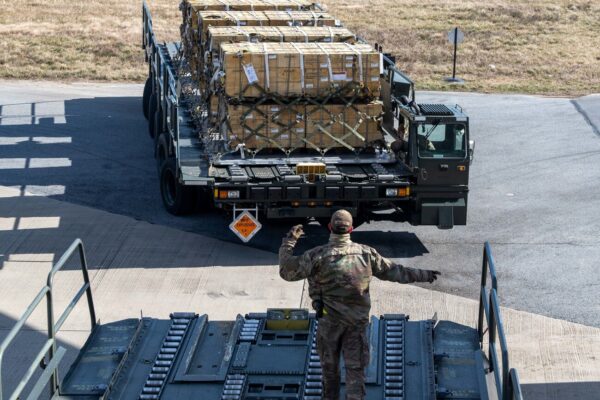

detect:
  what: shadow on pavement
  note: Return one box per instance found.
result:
[0,312,82,399]
[522,381,600,400]
[0,96,429,264]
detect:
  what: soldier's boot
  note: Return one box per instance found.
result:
[344,367,366,400]
[321,372,341,400]
[341,325,369,400]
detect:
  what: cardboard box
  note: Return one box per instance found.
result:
[207,26,356,51]
[220,42,381,99]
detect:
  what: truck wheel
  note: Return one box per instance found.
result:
[159,158,196,215]
[196,188,215,213]
[143,77,152,120]
[148,93,157,138]
[156,133,169,170]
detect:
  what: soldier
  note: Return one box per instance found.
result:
[279,210,440,400]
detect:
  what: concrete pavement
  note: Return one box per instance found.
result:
[0,81,599,398]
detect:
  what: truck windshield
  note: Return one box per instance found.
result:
[417,122,466,159]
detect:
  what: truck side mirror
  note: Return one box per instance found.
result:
[469,140,475,164]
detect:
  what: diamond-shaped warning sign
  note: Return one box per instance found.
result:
[229,211,262,243]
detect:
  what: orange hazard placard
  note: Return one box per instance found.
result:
[229,211,262,243]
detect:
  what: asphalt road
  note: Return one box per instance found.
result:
[0,81,599,326]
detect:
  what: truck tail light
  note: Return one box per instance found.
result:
[386,187,410,197]
[214,189,241,199]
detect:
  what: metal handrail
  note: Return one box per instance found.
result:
[476,242,522,400]
[0,239,97,400]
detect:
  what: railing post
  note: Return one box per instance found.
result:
[477,244,488,343]
[78,241,97,330]
[46,283,58,396]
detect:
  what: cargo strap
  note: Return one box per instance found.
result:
[315,43,334,82]
[217,0,230,11]
[310,10,319,26]
[327,26,334,42]
[344,43,364,83]
[249,11,263,26]
[290,43,305,90]
[225,11,240,26]
[263,43,271,90]
[295,26,309,42]
[285,10,297,26]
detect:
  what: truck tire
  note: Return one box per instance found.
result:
[143,77,152,120]
[156,133,169,171]
[148,93,157,138]
[159,158,196,215]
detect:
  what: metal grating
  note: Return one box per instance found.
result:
[138,313,196,400]
[303,320,322,400]
[383,318,405,400]
[250,166,276,180]
[418,104,454,116]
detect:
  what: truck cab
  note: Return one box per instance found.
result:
[382,61,472,228]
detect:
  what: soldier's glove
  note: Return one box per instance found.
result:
[286,224,304,241]
[426,270,441,283]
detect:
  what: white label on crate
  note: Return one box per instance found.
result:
[335,19,341,26]
[239,21,247,26]
[245,113,254,119]
[296,128,305,133]
[345,63,353,68]
[320,63,328,68]
[244,129,251,134]
[271,128,279,133]
[333,72,347,81]
[268,54,277,59]
[243,64,259,84]
[306,83,314,88]
[320,77,329,82]
[346,56,354,60]
[270,106,280,112]
[323,38,332,42]
[371,76,379,81]
[281,134,290,139]
[371,63,379,68]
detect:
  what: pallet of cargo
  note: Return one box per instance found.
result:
[223,100,383,152]
[218,42,382,99]
[207,26,356,49]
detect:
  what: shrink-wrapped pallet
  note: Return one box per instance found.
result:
[219,42,381,99]
[224,101,383,150]
[207,26,355,50]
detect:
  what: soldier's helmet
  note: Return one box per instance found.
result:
[330,209,353,234]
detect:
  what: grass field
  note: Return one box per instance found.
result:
[0,0,598,95]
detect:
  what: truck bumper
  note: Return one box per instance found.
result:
[420,198,467,229]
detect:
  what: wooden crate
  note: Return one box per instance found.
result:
[305,101,383,149]
[186,0,318,13]
[224,100,382,150]
[225,102,305,149]
[220,42,381,98]
[207,26,355,50]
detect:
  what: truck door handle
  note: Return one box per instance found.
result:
[439,164,449,171]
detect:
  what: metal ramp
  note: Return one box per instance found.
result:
[0,240,523,400]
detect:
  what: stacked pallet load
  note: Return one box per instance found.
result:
[180,0,384,154]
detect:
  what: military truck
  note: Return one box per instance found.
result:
[0,239,521,399]
[142,2,473,241]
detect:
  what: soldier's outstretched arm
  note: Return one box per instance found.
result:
[370,248,440,283]
[279,225,313,281]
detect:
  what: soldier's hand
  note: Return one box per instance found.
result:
[426,270,441,283]
[287,224,304,240]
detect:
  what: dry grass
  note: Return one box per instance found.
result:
[0,0,598,95]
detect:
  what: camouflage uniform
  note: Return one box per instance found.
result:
[279,231,437,400]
